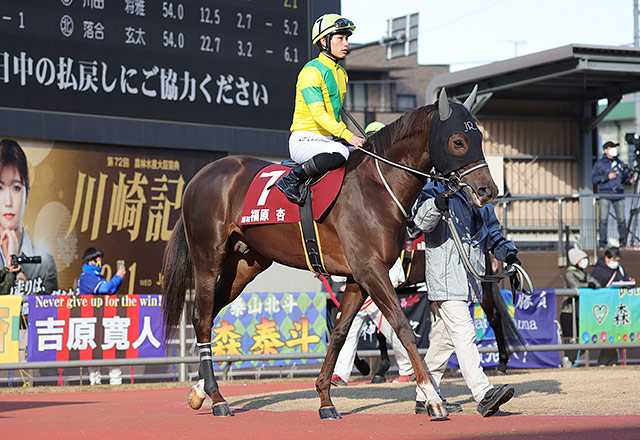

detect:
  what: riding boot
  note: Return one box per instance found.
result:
[275,164,308,204]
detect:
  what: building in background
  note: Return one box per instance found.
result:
[344,13,449,127]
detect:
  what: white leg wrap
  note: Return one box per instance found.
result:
[416,381,442,404]
[193,379,207,399]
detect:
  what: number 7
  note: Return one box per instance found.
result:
[257,170,286,206]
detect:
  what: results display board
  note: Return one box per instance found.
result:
[0,0,309,130]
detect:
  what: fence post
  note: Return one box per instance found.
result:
[557,197,564,266]
[179,300,187,382]
[501,200,509,235]
[571,296,577,344]
[591,196,598,261]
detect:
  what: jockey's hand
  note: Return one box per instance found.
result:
[348,134,365,148]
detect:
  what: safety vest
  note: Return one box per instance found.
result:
[290,53,354,141]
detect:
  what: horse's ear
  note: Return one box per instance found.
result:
[438,88,451,121]
[463,84,478,111]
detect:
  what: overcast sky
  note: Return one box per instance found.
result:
[342,0,634,70]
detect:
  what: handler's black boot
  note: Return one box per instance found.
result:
[275,164,308,204]
[476,384,515,417]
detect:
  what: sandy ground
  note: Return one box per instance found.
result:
[221,366,640,416]
[2,367,640,417]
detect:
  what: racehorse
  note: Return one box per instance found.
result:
[161,88,498,420]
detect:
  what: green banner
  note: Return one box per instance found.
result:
[579,288,640,345]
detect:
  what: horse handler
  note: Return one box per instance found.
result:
[412,181,518,417]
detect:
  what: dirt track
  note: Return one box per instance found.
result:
[2,367,640,440]
[223,366,640,416]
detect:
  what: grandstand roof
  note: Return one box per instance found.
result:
[426,44,640,106]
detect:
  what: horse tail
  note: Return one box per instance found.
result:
[162,215,192,340]
[492,288,527,350]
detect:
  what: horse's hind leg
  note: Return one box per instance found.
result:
[189,245,271,416]
[191,250,234,416]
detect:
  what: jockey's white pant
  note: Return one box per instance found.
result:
[416,300,492,403]
[289,131,351,163]
[333,299,413,382]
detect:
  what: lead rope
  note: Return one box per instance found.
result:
[442,210,534,293]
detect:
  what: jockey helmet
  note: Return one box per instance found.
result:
[311,14,356,46]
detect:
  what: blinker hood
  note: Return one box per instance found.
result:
[429,101,485,176]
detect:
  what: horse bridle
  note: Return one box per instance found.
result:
[341,108,489,216]
[342,110,533,294]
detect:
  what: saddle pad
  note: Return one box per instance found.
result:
[239,164,345,226]
[410,234,425,250]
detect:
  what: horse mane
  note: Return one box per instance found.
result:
[345,105,435,171]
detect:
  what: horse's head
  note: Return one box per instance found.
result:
[429,87,498,207]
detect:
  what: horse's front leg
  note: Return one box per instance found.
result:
[315,281,365,419]
[353,261,448,421]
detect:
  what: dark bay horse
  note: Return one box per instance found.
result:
[162,89,498,420]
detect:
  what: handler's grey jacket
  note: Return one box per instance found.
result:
[412,182,517,303]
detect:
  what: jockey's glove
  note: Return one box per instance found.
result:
[434,193,450,211]
[504,253,521,266]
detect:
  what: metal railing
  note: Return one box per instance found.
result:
[1,289,637,384]
[496,193,640,260]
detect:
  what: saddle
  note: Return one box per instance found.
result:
[239,163,346,274]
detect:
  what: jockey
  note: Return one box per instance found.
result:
[276,14,365,204]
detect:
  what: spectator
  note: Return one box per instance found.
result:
[564,247,600,289]
[590,247,635,288]
[561,247,600,365]
[78,247,126,385]
[78,247,125,294]
[592,141,633,248]
[590,247,635,366]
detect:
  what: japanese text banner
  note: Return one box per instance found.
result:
[8,139,221,295]
[27,294,165,362]
[0,296,22,363]
[579,288,640,345]
[211,292,327,369]
[451,289,561,369]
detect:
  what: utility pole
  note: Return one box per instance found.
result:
[635,0,640,135]
[506,39,526,57]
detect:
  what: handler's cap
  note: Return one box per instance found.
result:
[603,141,619,150]
[364,121,385,136]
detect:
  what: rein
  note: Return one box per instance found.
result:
[341,109,489,217]
[340,110,533,294]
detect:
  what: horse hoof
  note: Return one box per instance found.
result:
[371,375,386,384]
[212,402,234,417]
[187,380,207,410]
[319,406,342,420]
[428,402,449,421]
[187,389,206,410]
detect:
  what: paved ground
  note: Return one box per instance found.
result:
[1,367,639,440]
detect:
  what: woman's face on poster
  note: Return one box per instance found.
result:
[0,165,26,231]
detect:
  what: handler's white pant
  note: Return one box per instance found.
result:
[416,300,492,403]
[333,299,413,382]
[289,131,351,163]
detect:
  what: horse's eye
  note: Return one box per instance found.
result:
[454,139,465,148]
